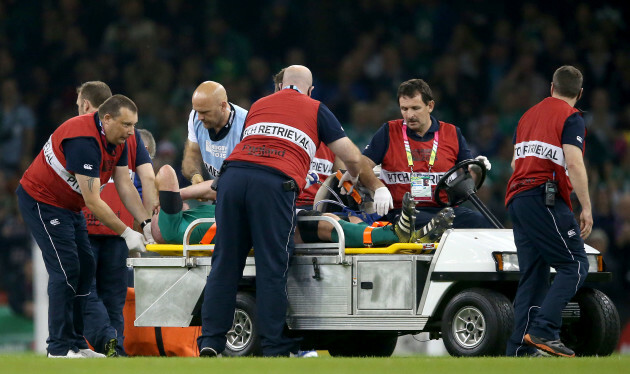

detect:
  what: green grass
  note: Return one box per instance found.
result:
[0,354,629,374]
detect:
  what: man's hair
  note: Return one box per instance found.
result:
[77,81,112,107]
[552,65,583,99]
[397,79,434,105]
[273,68,285,88]
[98,94,138,119]
[137,128,156,158]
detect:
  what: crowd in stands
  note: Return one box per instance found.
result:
[1,0,628,343]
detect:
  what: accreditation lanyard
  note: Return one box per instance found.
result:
[403,123,439,201]
[402,123,439,172]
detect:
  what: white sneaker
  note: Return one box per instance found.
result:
[47,350,85,358]
[293,350,318,358]
[79,348,106,358]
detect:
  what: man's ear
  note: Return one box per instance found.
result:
[550,82,554,96]
[577,88,583,101]
[308,86,314,97]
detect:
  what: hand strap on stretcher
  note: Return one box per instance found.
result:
[199,223,217,244]
[336,170,362,204]
[362,221,391,247]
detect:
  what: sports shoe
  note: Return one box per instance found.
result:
[411,207,455,243]
[79,348,106,358]
[291,350,318,358]
[199,347,219,357]
[394,192,416,242]
[104,338,119,357]
[524,334,575,357]
[47,349,85,358]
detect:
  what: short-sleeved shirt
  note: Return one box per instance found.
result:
[187,103,247,178]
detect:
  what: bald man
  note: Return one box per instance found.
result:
[181,81,248,190]
[197,65,364,357]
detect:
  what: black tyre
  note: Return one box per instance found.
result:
[328,332,398,357]
[441,288,513,357]
[561,288,620,356]
[222,292,262,356]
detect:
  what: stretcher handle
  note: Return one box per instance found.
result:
[182,218,216,263]
[293,214,346,264]
[182,216,347,264]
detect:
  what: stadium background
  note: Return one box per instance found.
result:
[0,0,628,354]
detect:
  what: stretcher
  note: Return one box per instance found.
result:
[145,218,436,257]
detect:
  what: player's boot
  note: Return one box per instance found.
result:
[394,192,416,243]
[411,207,455,243]
[104,338,119,357]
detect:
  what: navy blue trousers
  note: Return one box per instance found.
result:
[83,235,128,354]
[506,189,588,356]
[386,205,493,229]
[17,185,94,355]
[197,164,301,356]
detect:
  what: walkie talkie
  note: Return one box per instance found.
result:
[545,174,557,207]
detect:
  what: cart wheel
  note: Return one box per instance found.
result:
[328,331,398,357]
[441,288,513,357]
[560,288,620,356]
[222,292,262,356]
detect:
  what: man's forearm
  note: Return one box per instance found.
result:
[564,145,591,213]
[137,164,158,214]
[358,156,385,191]
[567,164,591,212]
[182,141,203,180]
[116,178,151,224]
[86,199,128,235]
[182,158,202,180]
[180,180,217,200]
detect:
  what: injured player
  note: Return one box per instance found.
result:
[151,165,454,247]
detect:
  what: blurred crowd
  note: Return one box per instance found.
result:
[1,0,629,336]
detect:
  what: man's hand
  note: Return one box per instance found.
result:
[580,209,593,239]
[474,155,492,171]
[191,173,204,185]
[305,171,319,189]
[121,227,146,254]
[142,219,155,244]
[373,187,393,216]
[338,171,359,195]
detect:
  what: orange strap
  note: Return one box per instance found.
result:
[199,223,217,244]
[362,221,390,247]
[336,170,362,204]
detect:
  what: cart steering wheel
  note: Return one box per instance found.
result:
[433,159,487,207]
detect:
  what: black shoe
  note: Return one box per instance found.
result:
[524,334,575,357]
[199,347,218,357]
[412,207,454,243]
[104,338,119,358]
[394,192,416,243]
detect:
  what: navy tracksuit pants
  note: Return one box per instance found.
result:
[83,235,128,354]
[506,188,588,356]
[197,163,301,356]
[17,185,95,355]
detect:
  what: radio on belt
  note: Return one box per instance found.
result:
[545,180,557,207]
